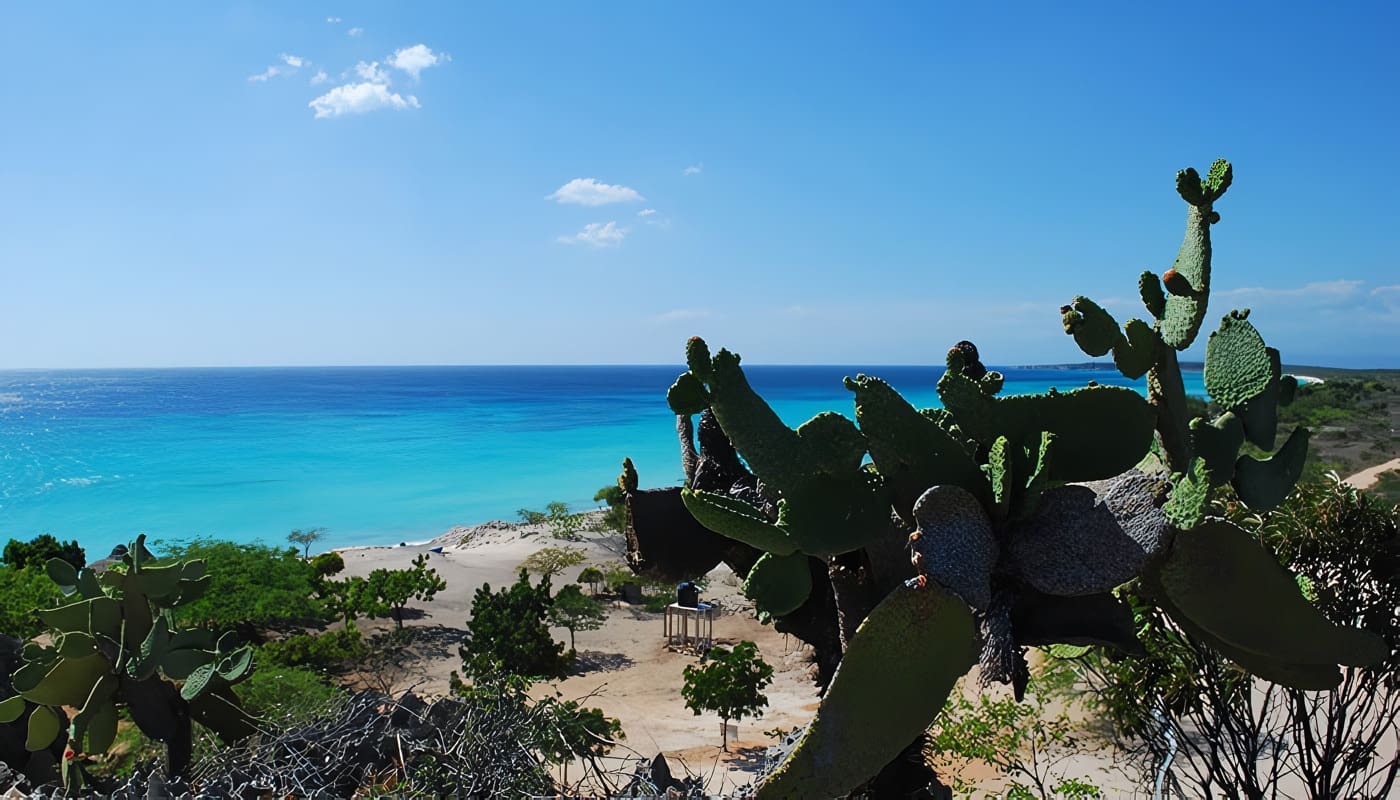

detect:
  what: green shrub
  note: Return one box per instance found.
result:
[594,484,627,533]
[158,538,327,628]
[2,533,85,570]
[459,569,574,681]
[310,551,345,578]
[681,641,773,750]
[0,564,63,639]
[259,626,368,671]
[237,664,346,727]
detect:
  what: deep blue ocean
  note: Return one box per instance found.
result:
[0,365,1206,557]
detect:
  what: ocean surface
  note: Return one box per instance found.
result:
[0,365,1207,557]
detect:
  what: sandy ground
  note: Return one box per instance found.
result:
[330,515,821,791]
[1344,456,1400,490]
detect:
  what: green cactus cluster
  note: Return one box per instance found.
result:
[0,535,256,791]
[647,160,1387,798]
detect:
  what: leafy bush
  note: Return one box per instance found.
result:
[577,566,605,594]
[2,533,85,570]
[546,501,585,540]
[681,641,773,749]
[521,546,587,578]
[593,484,626,533]
[459,570,573,680]
[158,538,327,628]
[516,508,548,525]
[547,584,607,650]
[310,551,345,579]
[237,665,345,727]
[0,564,63,639]
[325,554,446,630]
[259,626,368,671]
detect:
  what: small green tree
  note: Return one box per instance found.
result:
[520,545,587,578]
[331,554,446,630]
[2,533,85,570]
[287,527,327,558]
[681,640,774,749]
[548,584,607,650]
[577,565,605,595]
[459,569,573,680]
[0,564,64,639]
[547,501,586,540]
[594,484,627,533]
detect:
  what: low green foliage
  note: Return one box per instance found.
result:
[159,538,327,628]
[237,664,345,727]
[310,550,345,579]
[929,660,1101,798]
[681,640,773,749]
[520,545,587,578]
[594,484,627,533]
[547,584,607,650]
[0,564,63,639]
[577,566,605,594]
[546,501,586,540]
[259,626,368,671]
[2,533,85,570]
[326,554,446,629]
[459,569,574,681]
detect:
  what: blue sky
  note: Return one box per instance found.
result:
[1,2,1396,369]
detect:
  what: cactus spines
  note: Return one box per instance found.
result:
[755,585,978,800]
[1160,159,1230,349]
[1008,486,1151,597]
[1061,296,1122,357]
[685,335,712,380]
[911,485,997,610]
[682,489,797,556]
[1155,518,1386,669]
[1139,270,1167,319]
[1204,310,1274,409]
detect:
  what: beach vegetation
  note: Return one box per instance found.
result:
[459,569,574,680]
[328,553,446,630]
[286,526,327,559]
[516,508,548,525]
[546,501,586,540]
[1066,475,1400,797]
[309,550,345,579]
[681,640,773,750]
[158,538,327,629]
[520,545,587,578]
[2,533,85,571]
[236,664,346,728]
[547,583,607,650]
[259,625,368,671]
[594,483,627,533]
[930,657,1102,798]
[0,563,63,639]
[576,565,605,594]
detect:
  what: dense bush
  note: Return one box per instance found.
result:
[159,538,327,629]
[593,484,627,533]
[0,565,62,639]
[459,570,573,680]
[2,534,85,571]
[259,626,368,671]
[237,665,345,727]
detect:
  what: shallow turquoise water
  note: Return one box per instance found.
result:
[0,365,1205,557]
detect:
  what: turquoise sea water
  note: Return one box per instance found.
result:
[0,365,1206,557]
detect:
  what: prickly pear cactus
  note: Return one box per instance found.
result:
[0,535,257,792]
[628,159,1386,799]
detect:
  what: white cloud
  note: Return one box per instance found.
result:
[249,54,306,82]
[637,208,656,217]
[683,163,703,175]
[353,60,390,84]
[327,16,342,23]
[248,65,281,82]
[1216,280,1364,303]
[558,221,627,247]
[282,54,305,68]
[309,82,420,119]
[388,44,447,80]
[311,70,329,85]
[348,26,364,37]
[546,178,645,206]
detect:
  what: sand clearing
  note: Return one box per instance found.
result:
[330,516,820,788]
[1343,457,1400,491]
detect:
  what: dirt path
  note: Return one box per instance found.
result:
[1343,457,1400,490]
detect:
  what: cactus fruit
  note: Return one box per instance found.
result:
[755,584,978,799]
[1154,519,1386,669]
